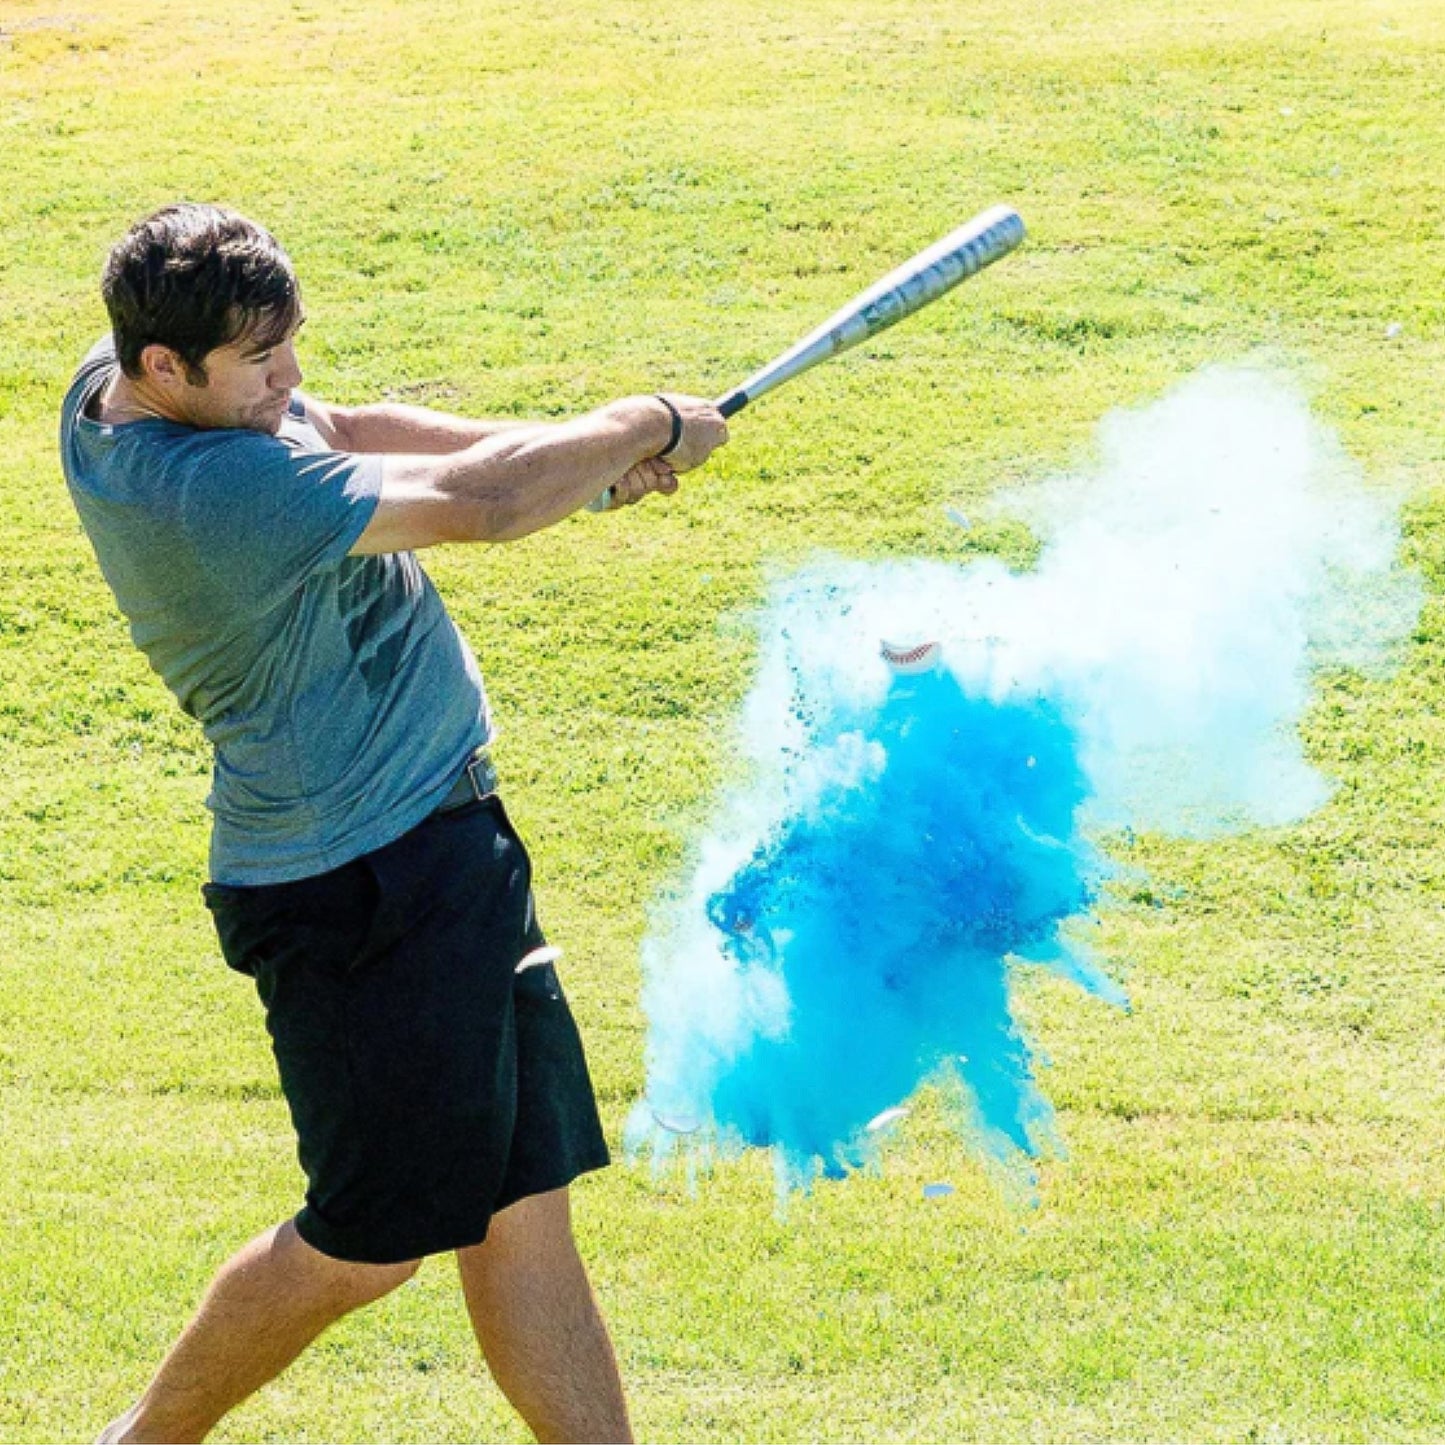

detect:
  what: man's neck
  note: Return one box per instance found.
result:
[97,372,184,426]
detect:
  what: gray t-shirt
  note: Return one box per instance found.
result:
[60,337,493,885]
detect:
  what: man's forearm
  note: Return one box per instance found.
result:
[343,402,540,455]
[432,398,673,542]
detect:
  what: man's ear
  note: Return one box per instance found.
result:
[138,343,200,389]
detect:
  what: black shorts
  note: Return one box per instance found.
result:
[202,795,609,1265]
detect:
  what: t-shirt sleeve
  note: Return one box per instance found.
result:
[168,428,381,620]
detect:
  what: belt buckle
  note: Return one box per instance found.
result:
[465,751,497,802]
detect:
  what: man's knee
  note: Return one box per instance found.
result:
[280,1223,423,1311]
[491,1187,573,1244]
[324,1253,423,1310]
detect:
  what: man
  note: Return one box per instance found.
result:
[60,202,728,1444]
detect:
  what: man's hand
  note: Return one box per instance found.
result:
[653,394,729,473]
[607,456,679,508]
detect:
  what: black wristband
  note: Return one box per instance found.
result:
[654,395,684,459]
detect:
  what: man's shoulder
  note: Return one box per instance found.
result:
[276,399,330,454]
[61,335,118,429]
[76,333,117,377]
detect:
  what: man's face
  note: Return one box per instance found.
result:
[159,316,306,434]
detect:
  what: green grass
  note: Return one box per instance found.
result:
[3,0,1444,1439]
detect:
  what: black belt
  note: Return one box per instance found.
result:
[436,747,499,812]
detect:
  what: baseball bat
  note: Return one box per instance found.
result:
[591,203,1025,511]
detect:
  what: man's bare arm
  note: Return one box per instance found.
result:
[349,394,727,555]
[301,395,535,455]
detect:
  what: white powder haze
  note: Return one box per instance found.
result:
[988,364,1421,834]
[629,365,1422,1189]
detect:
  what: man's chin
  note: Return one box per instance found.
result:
[247,405,289,435]
[193,411,285,434]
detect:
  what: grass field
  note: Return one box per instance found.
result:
[3,0,1444,1439]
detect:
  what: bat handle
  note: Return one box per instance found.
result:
[588,388,748,513]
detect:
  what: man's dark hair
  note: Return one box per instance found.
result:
[102,204,301,382]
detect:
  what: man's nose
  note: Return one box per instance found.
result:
[272,343,303,390]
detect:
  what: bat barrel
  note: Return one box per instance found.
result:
[852,204,1025,327]
[730,204,1025,409]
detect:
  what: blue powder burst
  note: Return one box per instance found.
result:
[627,365,1420,1194]
[704,668,1112,1181]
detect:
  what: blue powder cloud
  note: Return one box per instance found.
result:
[627,365,1421,1193]
[706,672,1116,1181]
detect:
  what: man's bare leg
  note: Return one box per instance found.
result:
[456,1188,632,1445]
[98,1220,420,1444]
